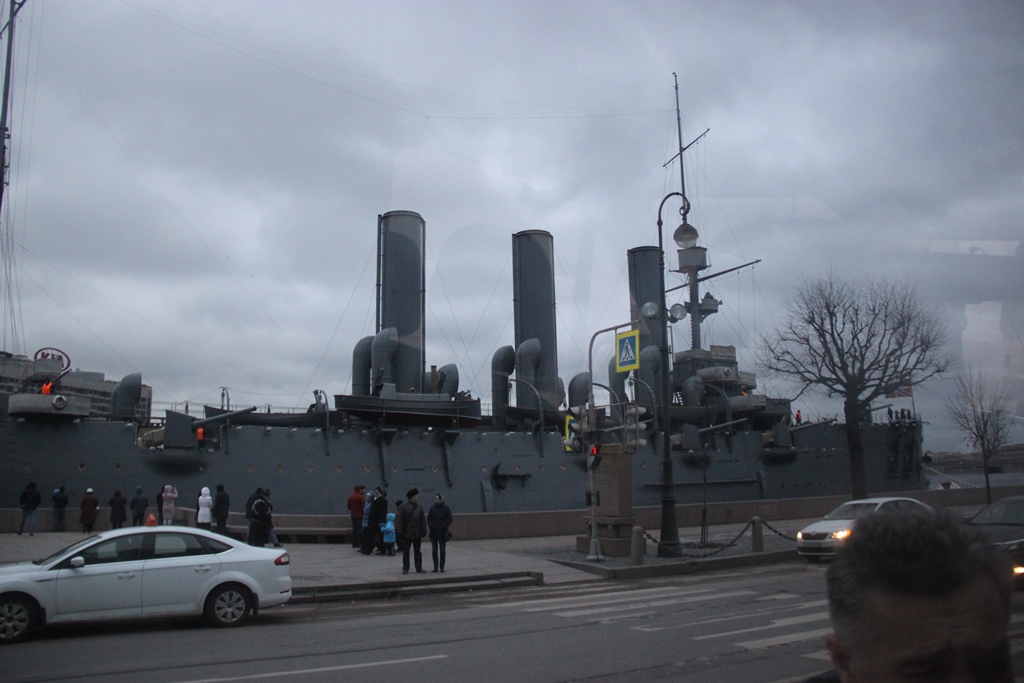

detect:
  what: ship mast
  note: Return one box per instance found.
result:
[665,73,709,350]
[0,0,25,352]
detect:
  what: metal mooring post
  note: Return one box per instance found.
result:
[752,516,764,553]
[630,526,646,565]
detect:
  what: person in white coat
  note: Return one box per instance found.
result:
[196,486,213,530]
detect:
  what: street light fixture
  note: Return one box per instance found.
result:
[646,191,695,557]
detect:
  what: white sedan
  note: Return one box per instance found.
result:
[0,526,291,644]
[796,497,932,561]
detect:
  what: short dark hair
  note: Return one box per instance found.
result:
[826,506,1011,645]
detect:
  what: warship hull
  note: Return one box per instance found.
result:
[0,392,925,516]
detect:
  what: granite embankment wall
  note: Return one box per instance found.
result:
[4,484,1022,541]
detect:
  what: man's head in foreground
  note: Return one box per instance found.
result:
[823,506,1013,682]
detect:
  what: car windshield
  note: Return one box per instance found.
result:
[970,500,1024,526]
[823,502,881,521]
[33,535,101,565]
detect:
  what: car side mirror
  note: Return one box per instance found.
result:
[69,556,85,569]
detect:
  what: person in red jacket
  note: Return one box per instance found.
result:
[347,484,366,548]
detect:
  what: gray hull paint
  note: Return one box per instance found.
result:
[1,413,925,514]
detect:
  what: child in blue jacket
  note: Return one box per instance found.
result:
[380,512,397,556]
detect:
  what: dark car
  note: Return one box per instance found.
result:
[967,495,1024,586]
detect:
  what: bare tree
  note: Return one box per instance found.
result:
[758,273,951,499]
[945,367,1013,504]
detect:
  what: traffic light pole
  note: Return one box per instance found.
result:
[585,321,636,561]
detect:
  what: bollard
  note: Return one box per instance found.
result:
[630,526,646,565]
[751,516,764,553]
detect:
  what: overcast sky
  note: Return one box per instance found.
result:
[1,0,1021,452]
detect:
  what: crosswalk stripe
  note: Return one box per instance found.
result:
[694,612,830,640]
[737,627,832,650]
[554,590,757,618]
[633,598,827,633]
[517,586,715,612]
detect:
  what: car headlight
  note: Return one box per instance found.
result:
[797,531,803,540]
[831,529,851,541]
[1014,566,1024,576]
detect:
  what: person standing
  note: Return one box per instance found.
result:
[347,484,366,548]
[160,484,178,525]
[128,486,148,526]
[244,487,261,543]
[212,484,230,534]
[16,482,42,536]
[380,511,396,556]
[108,490,128,529]
[155,486,165,525]
[427,493,453,573]
[248,489,272,547]
[360,487,387,555]
[52,486,69,532]
[79,488,99,533]
[396,488,427,574]
[196,487,213,530]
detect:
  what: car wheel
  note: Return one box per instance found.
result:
[205,584,253,627]
[0,594,38,644]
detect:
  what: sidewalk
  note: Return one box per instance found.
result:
[0,517,811,602]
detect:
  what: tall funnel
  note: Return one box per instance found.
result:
[377,211,425,393]
[628,246,661,353]
[512,230,559,411]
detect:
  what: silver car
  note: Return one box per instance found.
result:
[0,526,291,644]
[796,497,932,561]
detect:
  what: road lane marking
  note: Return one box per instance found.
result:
[737,627,832,649]
[171,655,449,683]
[693,612,830,640]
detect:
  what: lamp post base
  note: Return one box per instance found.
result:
[657,542,682,558]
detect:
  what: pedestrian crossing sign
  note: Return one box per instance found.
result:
[615,330,640,373]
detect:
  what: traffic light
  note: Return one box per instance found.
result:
[588,443,602,469]
[563,405,588,453]
[623,403,648,453]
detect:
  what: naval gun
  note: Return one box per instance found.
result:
[158,405,259,450]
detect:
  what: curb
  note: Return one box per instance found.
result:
[290,571,545,603]
[552,549,800,580]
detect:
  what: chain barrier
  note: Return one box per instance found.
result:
[640,517,798,558]
[760,518,798,543]
[644,520,755,559]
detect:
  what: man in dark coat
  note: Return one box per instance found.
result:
[79,488,99,533]
[52,485,69,532]
[360,487,387,555]
[128,486,148,527]
[108,490,128,529]
[247,489,272,547]
[347,484,366,547]
[396,488,427,574]
[213,484,230,534]
[17,482,42,536]
[427,493,453,572]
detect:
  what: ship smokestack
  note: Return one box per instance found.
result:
[512,230,559,412]
[377,211,425,393]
